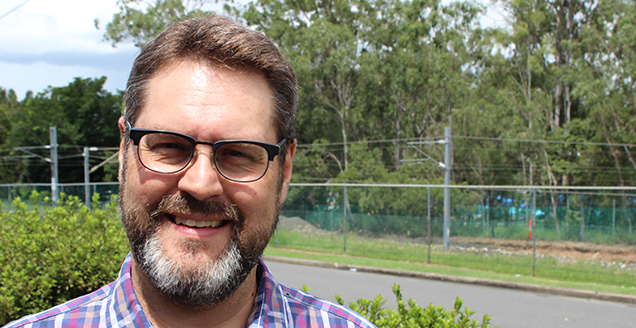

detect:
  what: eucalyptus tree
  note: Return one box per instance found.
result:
[244,0,378,173]
[360,0,485,174]
[101,0,224,47]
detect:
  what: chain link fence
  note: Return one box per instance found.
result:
[2,182,635,288]
[2,182,634,244]
[281,184,636,245]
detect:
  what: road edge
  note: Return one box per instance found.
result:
[263,255,636,305]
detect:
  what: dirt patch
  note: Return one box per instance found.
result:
[278,216,333,235]
[452,236,636,263]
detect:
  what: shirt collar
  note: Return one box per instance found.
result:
[246,258,290,327]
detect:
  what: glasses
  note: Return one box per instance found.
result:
[127,122,286,182]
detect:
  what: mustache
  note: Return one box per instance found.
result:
[150,193,240,222]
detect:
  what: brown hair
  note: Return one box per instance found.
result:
[123,15,297,152]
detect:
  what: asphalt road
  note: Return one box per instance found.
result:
[265,260,636,328]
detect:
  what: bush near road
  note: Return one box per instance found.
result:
[0,193,128,325]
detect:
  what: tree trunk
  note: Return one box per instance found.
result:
[395,105,401,170]
[563,0,574,134]
[340,114,348,171]
[554,82,561,133]
[551,192,559,233]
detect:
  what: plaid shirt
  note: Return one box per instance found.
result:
[4,254,376,328]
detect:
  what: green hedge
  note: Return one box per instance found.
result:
[0,193,491,327]
[340,284,490,328]
[0,192,129,325]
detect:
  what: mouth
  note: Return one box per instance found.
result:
[168,214,229,229]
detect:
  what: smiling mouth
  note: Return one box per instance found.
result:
[169,215,228,229]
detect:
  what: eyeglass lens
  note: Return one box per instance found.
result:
[137,132,270,181]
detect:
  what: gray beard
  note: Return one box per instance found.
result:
[120,191,270,308]
[137,222,256,308]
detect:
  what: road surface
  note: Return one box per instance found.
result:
[266,260,636,328]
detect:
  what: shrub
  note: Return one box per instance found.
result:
[0,192,129,325]
[339,284,491,328]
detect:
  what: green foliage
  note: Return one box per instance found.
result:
[102,0,221,47]
[0,192,129,325]
[339,284,490,328]
[1,77,122,184]
[0,88,23,183]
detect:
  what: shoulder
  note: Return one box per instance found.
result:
[3,283,114,328]
[279,284,377,328]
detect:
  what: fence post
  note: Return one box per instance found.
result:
[443,126,451,250]
[50,127,59,203]
[612,198,616,244]
[84,147,91,209]
[427,186,431,264]
[532,188,537,277]
[343,185,347,254]
[486,194,491,237]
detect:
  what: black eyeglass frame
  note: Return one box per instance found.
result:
[126,122,287,182]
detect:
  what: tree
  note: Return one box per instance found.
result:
[98,0,636,195]
[0,88,24,184]
[5,77,122,184]
[101,0,229,47]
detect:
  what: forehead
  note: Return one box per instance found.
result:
[137,59,276,141]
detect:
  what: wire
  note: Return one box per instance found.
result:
[454,135,636,148]
[0,0,32,20]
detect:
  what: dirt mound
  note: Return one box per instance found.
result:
[278,216,331,235]
[452,236,636,262]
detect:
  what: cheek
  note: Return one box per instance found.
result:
[235,184,280,237]
[126,154,179,206]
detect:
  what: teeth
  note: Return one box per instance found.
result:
[174,216,224,228]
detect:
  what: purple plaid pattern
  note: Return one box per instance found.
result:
[248,261,376,328]
[4,254,376,328]
[3,255,151,328]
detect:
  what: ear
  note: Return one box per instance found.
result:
[118,117,126,182]
[279,139,296,204]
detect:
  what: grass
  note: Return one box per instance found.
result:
[266,229,636,296]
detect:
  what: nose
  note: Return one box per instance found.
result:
[177,148,224,201]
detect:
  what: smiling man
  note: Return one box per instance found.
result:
[4,16,375,328]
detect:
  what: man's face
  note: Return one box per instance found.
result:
[118,59,294,307]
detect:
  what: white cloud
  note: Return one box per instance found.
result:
[0,61,131,99]
[0,0,135,98]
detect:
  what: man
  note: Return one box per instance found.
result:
[5,16,375,328]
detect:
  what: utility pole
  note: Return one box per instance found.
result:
[84,147,90,208]
[443,126,451,250]
[50,127,59,203]
[532,188,537,277]
[401,126,451,250]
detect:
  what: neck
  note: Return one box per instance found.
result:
[131,259,259,328]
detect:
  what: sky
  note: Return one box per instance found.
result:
[0,0,508,101]
[0,0,141,99]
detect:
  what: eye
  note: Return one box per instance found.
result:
[153,142,188,150]
[225,149,249,158]
[141,133,192,162]
[217,146,254,161]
